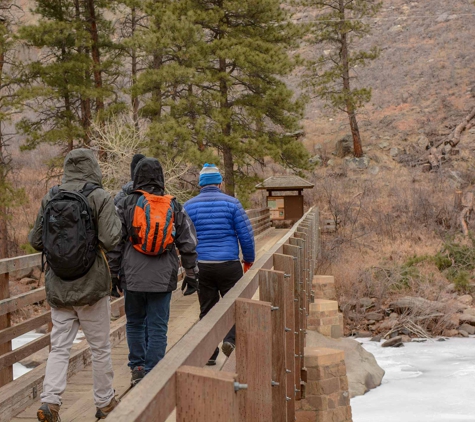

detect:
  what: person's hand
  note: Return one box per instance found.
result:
[243,262,253,273]
[182,267,199,296]
[111,275,122,297]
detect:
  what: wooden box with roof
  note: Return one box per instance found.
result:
[256,175,314,222]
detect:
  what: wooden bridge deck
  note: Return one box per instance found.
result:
[10,228,287,422]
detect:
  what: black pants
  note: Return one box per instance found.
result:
[198,261,243,360]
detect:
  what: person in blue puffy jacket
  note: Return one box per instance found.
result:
[184,163,255,365]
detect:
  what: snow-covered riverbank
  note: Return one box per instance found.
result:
[351,337,475,422]
[12,330,85,379]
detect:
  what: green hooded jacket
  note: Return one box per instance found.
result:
[28,149,122,308]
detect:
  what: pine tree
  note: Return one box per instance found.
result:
[300,0,381,157]
[181,0,310,197]
[17,0,123,153]
[134,0,309,198]
[0,3,27,258]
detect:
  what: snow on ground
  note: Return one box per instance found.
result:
[351,337,475,422]
[12,330,85,380]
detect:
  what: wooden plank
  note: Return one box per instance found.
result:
[0,288,46,317]
[258,270,287,422]
[0,254,41,276]
[235,298,272,422]
[0,312,51,345]
[221,352,236,373]
[0,272,12,387]
[176,366,238,422]
[106,209,315,422]
[0,334,50,371]
[0,315,126,422]
[273,253,297,417]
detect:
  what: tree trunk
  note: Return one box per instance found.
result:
[75,0,92,144]
[86,0,104,114]
[339,0,363,158]
[223,145,235,197]
[0,25,8,259]
[131,6,139,128]
[219,56,235,196]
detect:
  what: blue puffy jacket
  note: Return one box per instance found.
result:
[184,186,255,263]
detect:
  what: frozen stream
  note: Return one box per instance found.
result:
[351,337,475,422]
[12,330,85,380]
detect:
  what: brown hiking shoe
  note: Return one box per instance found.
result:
[37,403,61,422]
[95,397,119,419]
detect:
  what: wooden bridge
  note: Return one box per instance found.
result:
[0,207,352,422]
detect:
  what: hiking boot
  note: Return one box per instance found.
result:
[206,358,217,366]
[222,341,235,357]
[37,403,61,422]
[95,397,119,419]
[131,366,145,386]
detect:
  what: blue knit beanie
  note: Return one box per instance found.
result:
[199,163,223,187]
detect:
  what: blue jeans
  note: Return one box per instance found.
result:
[124,290,172,373]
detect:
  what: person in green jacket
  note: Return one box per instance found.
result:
[29,149,122,422]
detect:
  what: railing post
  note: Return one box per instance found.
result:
[259,270,287,422]
[288,237,306,384]
[176,366,239,422]
[0,271,12,387]
[273,253,298,419]
[235,298,272,422]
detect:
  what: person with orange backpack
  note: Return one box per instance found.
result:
[108,157,198,386]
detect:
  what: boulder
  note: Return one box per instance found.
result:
[459,323,475,335]
[306,331,385,398]
[382,336,403,348]
[389,296,443,314]
[335,135,353,158]
[20,277,37,286]
[365,312,383,322]
[458,295,473,306]
[460,312,475,326]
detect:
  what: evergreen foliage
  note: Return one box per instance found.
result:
[134,0,310,197]
[17,0,124,152]
[0,3,27,258]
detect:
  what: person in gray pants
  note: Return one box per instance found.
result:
[29,149,122,422]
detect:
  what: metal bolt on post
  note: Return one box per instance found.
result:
[234,382,248,392]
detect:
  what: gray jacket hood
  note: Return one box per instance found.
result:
[62,149,103,186]
[133,158,164,195]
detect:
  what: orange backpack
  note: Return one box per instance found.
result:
[129,191,176,255]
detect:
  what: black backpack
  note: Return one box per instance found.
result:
[41,183,100,281]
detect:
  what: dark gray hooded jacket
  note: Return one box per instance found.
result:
[107,158,198,292]
[28,149,122,308]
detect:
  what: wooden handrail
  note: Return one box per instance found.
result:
[0,254,41,276]
[110,207,316,422]
[0,206,272,389]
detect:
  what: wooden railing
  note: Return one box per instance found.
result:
[109,208,319,422]
[0,207,272,394]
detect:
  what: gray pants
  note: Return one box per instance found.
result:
[41,296,114,408]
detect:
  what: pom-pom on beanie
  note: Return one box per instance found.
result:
[131,153,146,179]
[199,163,223,187]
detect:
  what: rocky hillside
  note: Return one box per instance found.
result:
[298,0,475,153]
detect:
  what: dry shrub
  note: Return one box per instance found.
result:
[91,115,195,203]
[312,160,466,335]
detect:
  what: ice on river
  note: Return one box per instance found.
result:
[12,330,85,380]
[351,337,475,422]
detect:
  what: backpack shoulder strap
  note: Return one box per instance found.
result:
[81,183,101,198]
[49,185,60,198]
